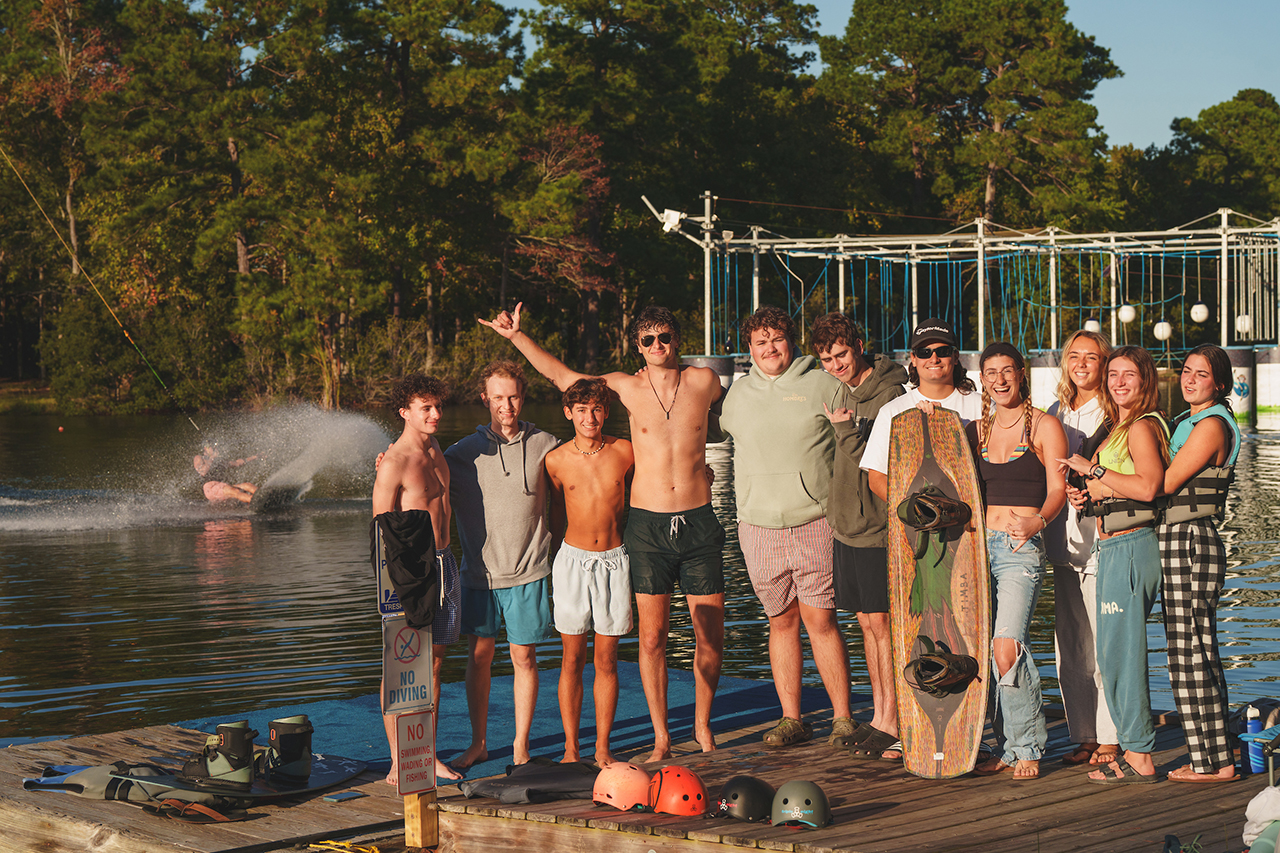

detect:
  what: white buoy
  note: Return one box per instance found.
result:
[1084,317,1102,334]
[1237,314,1253,335]
[1190,302,1210,324]
[1154,321,1172,341]
[1118,304,1137,324]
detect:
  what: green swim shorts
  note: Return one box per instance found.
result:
[624,504,725,596]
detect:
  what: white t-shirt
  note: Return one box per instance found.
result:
[1045,395,1106,573]
[860,386,984,476]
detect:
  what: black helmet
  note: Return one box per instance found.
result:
[771,779,831,828]
[713,775,775,822]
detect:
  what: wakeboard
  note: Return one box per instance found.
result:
[248,483,305,513]
[887,407,989,779]
[110,754,366,798]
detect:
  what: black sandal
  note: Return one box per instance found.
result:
[904,635,979,697]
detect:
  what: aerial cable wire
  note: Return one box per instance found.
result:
[0,141,200,432]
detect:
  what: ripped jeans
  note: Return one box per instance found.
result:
[987,530,1049,764]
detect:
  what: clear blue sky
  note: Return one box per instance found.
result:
[810,0,1280,150]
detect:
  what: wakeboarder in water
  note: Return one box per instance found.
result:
[194,444,259,504]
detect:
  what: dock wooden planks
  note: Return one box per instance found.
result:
[0,709,1265,853]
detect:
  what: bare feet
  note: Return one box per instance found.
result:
[695,726,717,753]
[1088,743,1120,765]
[560,748,581,764]
[385,769,397,785]
[974,757,1037,778]
[454,742,488,770]
[513,744,531,765]
[1013,759,1039,779]
[594,749,618,767]
[1167,763,1238,783]
[436,758,462,781]
[643,745,673,763]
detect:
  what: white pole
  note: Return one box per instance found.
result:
[977,220,986,352]
[703,190,713,356]
[838,247,846,314]
[910,246,919,334]
[1048,228,1058,350]
[1110,234,1118,345]
[1221,207,1230,348]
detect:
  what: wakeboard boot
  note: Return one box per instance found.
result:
[178,720,258,792]
[257,714,314,783]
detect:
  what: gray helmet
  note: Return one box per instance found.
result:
[771,779,831,828]
[713,775,774,822]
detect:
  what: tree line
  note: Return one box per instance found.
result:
[1,0,1277,412]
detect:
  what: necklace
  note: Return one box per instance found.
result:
[647,368,680,420]
[573,437,603,456]
[994,412,1023,429]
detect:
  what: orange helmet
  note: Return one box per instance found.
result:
[592,762,652,811]
[648,765,708,817]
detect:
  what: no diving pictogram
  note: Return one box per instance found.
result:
[394,627,421,663]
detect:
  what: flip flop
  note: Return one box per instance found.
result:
[1088,757,1160,785]
[1061,744,1100,766]
[142,799,250,823]
[1166,764,1240,784]
[1089,747,1120,766]
[973,759,1013,777]
[849,727,898,759]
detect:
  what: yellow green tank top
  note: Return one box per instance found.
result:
[1098,412,1168,474]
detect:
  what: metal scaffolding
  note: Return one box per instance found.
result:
[644,194,1280,357]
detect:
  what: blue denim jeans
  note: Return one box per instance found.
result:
[988,530,1049,764]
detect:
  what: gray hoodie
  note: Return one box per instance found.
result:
[445,422,559,591]
[829,354,908,547]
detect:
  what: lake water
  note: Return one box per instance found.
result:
[2,404,1279,746]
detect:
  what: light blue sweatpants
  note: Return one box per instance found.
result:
[1094,527,1162,754]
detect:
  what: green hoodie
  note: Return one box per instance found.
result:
[828,353,908,546]
[720,354,846,528]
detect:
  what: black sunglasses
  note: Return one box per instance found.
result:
[913,344,956,360]
[640,332,674,347]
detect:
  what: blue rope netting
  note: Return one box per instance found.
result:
[710,243,1260,357]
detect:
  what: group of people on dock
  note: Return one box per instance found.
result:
[371,302,1240,787]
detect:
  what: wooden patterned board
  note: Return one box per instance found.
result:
[886,406,990,779]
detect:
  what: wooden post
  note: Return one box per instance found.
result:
[405,789,438,848]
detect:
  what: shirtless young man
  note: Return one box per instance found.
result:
[545,378,635,766]
[481,304,725,762]
[371,374,463,783]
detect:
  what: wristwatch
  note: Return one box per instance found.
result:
[1090,464,1107,480]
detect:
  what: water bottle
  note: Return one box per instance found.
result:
[1248,705,1265,774]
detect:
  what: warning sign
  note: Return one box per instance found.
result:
[381,614,434,715]
[395,709,436,795]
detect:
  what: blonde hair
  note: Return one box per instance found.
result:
[1099,346,1170,467]
[1055,329,1112,410]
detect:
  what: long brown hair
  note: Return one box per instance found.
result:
[1055,329,1112,410]
[1100,345,1170,467]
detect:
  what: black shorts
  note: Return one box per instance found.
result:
[833,541,889,614]
[624,504,725,597]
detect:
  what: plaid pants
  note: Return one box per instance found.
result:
[1159,519,1233,773]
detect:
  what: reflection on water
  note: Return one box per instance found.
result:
[2,405,1279,745]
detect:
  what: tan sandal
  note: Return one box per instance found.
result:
[763,717,812,747]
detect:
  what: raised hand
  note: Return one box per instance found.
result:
[477,301,523,339]
[823,401,853,424]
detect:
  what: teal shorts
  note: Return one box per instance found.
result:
[624,504,725,596]
[461,577,552,646]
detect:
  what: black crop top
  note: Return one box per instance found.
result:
[965,419,1048,508]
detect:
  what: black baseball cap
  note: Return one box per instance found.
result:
[909,318,958,350]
